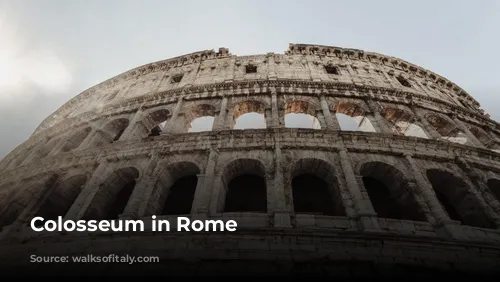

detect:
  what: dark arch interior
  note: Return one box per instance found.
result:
[162,175,198,215]
[487,179,500,202]
[292,173,339,216]
[426,169,494,229]
[360,162,426,222]
[224,174,267,212]
[105,179,136,219]
[362,177,404,220]
[34,175,87,225]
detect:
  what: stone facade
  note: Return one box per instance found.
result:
[0,43,500,277]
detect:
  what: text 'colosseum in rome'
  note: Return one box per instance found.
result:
[1,43,500,277]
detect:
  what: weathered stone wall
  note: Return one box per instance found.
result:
[0,43,500,276]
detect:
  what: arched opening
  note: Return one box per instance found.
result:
[284,100,321,129]
[83,167,139,220]
[232,100,266,130]
[380,107,428,138]
[291,158,345,216]
[187,104,216,133]
[487,179,500,203]
[425,114,469,144]
[334,101,376,132]
[156,162,201,215]
[33,174,87,226]
[145,109,170,137]
[61,127,92,152]
[222,159,267,213]
[469,126,500,150]
[360,162,426,221]
[426,169,494,228]
[102,118,130,142]
[0,174,59,232]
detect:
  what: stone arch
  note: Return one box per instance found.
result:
[26,136,62,162]
[468,125,500,150]
[83,166,140,220]
[290,158,345,216]
[60,126,92,152]
[185,104,216,133]
[284,100,321,129]
[424,113,468,144]
[359,161,427,221]
[146,161,201,216]
[426,169,494,228]
[102,117,130,142]
[380,106,428,138]
[33,174,88,223]
[487,178,500,203]
[0,174,59,232]
[333,100,376,132]
[143,108,170,137]
[231,100,267,129]
[221,158,267,213]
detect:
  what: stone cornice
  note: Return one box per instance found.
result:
[286,43,477,105]
[26,80,500,146]
[3,129,500,185]
[33,43,483,136]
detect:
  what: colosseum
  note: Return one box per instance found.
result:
[0,43,500,277]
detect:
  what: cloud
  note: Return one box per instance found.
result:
[0,9,73,110]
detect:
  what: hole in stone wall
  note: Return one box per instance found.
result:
[102,118,130,142]
[284,100,321,129]
[425,114,469,144]
[245,64,257,74]
[161,175,198,215]
[171,74,183,83]
[335,101,376,132]
[224,174,267,212]
[146,109,169,137]
[426,169,494,228]
[187,104,216,133]
[381,108,428,138]
[292,173,337,215]
[232,100,266,129]
[324,65,339,75]
[396,76,412,88]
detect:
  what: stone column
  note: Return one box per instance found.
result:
[64,160,114,221]
[271,90,280,128]
[192,148,219,217]
[338,149,380,231]
[119,154,159,219]
[366,100,393,134]
[162,98,184,134]
[411,106,441,139]
[1,174,58,239]
[451,115,485,148]
[319,95,340,130]
[213,96,228,130]
[404,154,465,238]
[455,157,500,229]
[273,142,291,227]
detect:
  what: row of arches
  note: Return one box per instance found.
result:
[6,96,500,171]
[2,157,500,234]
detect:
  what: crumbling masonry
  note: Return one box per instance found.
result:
[0,43,500,276]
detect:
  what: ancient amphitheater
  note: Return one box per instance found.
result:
[0,43,500,277]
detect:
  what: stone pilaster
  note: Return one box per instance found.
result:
[320,94,340,130]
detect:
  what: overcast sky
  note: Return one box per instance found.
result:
[0,0,499,160]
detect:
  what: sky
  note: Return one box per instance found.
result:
[0,0,499,160]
